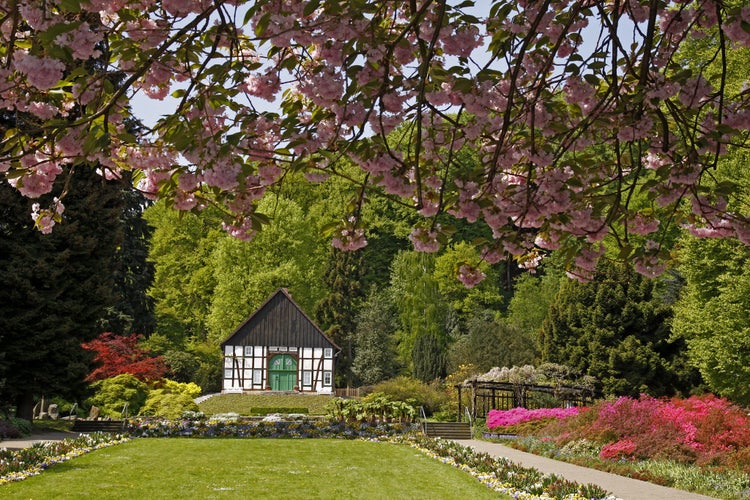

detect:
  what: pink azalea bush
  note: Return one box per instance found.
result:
[487,406,581,429]
[551,394,750,469]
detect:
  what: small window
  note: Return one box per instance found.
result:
[253,370,263,385]
[302,371,312,386]
[224,369,232,379]
[224,357,233,368]
[324,348,333,359]
[289,347,298,352]
[234,346,243,357]
[244,346,253,357]
[323,371,332,386]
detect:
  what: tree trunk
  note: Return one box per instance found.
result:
[15,391,35,422]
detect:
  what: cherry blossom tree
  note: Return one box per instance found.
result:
[2,0,750,282]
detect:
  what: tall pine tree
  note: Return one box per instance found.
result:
[0,166,122,420]
[99,178,155,336]
[313,248,366,387]
[540,261,700,397]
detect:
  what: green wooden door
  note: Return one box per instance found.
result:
[269,354,297,391]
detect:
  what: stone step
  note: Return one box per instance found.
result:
[423,421,472,440]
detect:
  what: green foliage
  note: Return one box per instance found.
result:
[140,379,201,419]
[99,181,156,336]
[89,374,149,418]
[352,287,400,385]
[412,332,447,382]
[313,247,366,386]
[144,202,223,344]
[433,242,503,318]
[449,311,538,372]
[442,364,482,420]
[673,237,750,405]
[8,417,32,436]
[370,376,448,415]
[540,261,699,398]
[506,267,564,335]
[391,251,450,377]
[205,196,326,344]
[162,350,200,383]
[187,342,222,394]
[326,393,416,422]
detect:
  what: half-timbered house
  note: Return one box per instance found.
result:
[220,288,340,394]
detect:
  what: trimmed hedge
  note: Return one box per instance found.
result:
[250,407,308,415]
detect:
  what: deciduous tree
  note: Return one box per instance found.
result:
[3,1,750,282]
[672,237,750,405]
[82,332,168,382]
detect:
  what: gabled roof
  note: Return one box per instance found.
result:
[220,288,341,351]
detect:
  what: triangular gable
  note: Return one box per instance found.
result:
[220,288,341,351]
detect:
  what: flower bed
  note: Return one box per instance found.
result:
[126,416,418,439]
[0,433,129,485]
[410,436,615,500]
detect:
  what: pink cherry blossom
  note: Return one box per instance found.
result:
[457,264,486,288]
[14,53,65,90]
[409,226,441,253]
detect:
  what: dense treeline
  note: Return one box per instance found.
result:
[2,21,750,419]
[139,167,735,402]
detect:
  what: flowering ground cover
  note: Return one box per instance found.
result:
[485,394,750,499]
[126,415,418,439]
[0,433,129,485]
[488,407,581,429]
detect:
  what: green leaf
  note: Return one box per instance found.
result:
[303,0,321,16]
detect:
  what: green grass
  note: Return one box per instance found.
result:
[31,419,74,433]
[1,439,508,499]
[198,393,334,416]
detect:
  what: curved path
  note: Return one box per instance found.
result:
[454,439,717,500]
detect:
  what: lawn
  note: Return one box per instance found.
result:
[1,438,509,499]
[198,393,334,416]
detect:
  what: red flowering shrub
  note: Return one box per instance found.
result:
[552,394,750,470]
[487,407,581,430]
[599,439,637,460]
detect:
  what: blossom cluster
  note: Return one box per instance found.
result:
[487,407,582,430]
[2,0,750,283]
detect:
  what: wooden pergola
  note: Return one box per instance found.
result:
[457,379,598,421]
